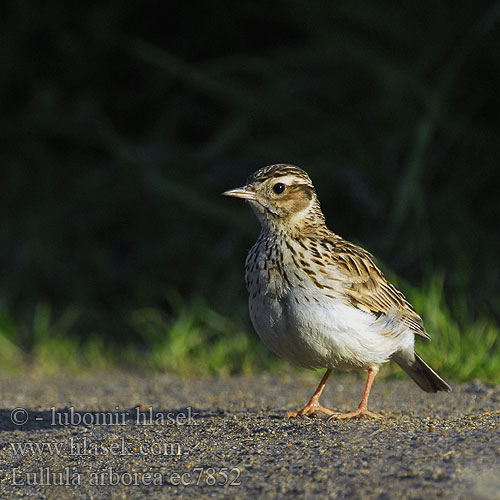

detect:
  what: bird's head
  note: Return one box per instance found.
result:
[223,164,325,232]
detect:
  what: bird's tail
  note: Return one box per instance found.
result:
[393,352,451,393]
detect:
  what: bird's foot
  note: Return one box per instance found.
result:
[286,400,339,418]
[327,406,382,420]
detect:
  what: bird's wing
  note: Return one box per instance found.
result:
[323,237,430,339]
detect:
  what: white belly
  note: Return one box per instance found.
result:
[249,287,414,371]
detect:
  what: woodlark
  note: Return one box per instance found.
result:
[224,164,451,419]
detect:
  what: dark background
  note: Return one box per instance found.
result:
[2,1,499,346]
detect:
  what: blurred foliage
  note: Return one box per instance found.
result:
[0,281,498,381]
[127,293,276,375]
[0,297,280,377]
[393,275,500,382]
[1,1,499,374]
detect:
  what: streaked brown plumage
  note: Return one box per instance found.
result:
[224,164,450,418]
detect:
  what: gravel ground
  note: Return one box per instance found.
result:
[0,371,499,499]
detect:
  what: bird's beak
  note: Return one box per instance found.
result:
[222,185,258,201]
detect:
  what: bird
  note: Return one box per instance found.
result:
[223,163,451,419]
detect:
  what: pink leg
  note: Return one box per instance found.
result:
[286,369,339,418]
[328,367,382,420]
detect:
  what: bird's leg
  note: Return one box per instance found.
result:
[328,367,382,420]
[286,369,339,418]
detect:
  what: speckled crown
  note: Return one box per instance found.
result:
[247,164,313,188]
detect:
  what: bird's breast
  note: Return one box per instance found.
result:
[245,239,414,370]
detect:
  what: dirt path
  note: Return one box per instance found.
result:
[0,372,499,499]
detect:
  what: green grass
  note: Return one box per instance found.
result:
[0,279,499,382]
[403,276,500,382]
[126,293,276,376]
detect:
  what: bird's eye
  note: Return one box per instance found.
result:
[273,183,285,194]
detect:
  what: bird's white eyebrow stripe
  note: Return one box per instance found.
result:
[272,175,312,186]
